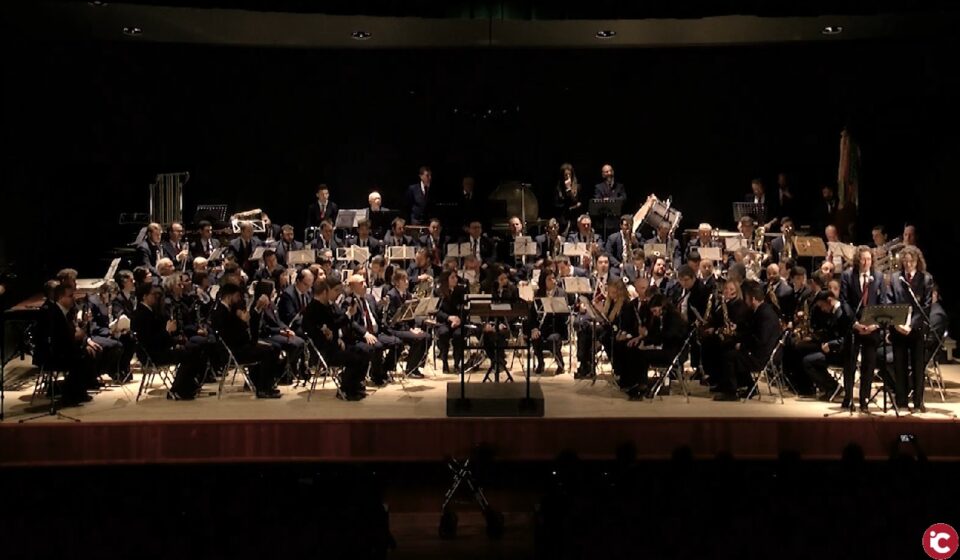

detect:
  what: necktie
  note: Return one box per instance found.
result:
[861,274,869,307]
[907,272,913,285]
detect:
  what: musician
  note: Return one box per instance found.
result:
[112,270,136,318]
[687,223,718,252]
[131,284,203,400]
[306,183,339,228]
[274,225,305,266]
[673,265,709,324]
[764,263,795,319]
[227,221,262,277]
[156,258,177,284]
[83,280,127,382]
[162,222,191,270]
[162,273,213,353]
[259,212,283,243]
[701,280,752,393]
[381,270,429,379]
[477,267,518,375]
[405,165,432,225]
[554,163,584,233]
[191,220,221,260]
[211,283,282,398]
[254,249,286,283]
[799,290,853,400]
[902,223,917,248]
[888,246,933,412]
[527,270,568,375]
[278,268,314,332]
[838,247,884,411]
[649,256,674,296]
[249,280,306,383]
[605,215,638,268]
[768,216,796,265]
[408,248,439,284]
[44,283,101,405]
[345,274,401,386]
[592,254,619,290]
[132,266,154,290]
[594,164,626,200]
[435,270,467,373]
[418,218,447,266]
[312,219,340,252]
[344,218,380,258]
[647,222,682,272]
[383,217,414,247]
[136,222,164,275]
[536,218,565,262]
[746,178,777,220]
[301,277,369,400]
[567,214,600,245]
[367,255,389,288]
[463,220,496,267]
[713,281,782,401]
[458,254,484,293]
[621,249,647,284]
[622,293,688,400]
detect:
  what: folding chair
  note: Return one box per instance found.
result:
[133,338,178,403]
[925,331,947,402]
[743,330,790,403]
[214,335,260,399]
[304,338,343,401]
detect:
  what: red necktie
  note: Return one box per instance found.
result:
[860,275,869,307]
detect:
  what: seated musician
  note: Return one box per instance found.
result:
[131,283,203,400]
[250,280,306,383]
[797,290,852,400]
[349,219,383,257]
[254,249,286,283]
[673,264,709,333]
[526,269,568,375]
[408,248,440,284]
[574,271,614,379]
[312,219,340,252]
[191,220,221,260]
[227,221,262,278]
[112,269,136,319]
[162,272,215,351]
[646,222,682,271]
[419,218,447,266]
[687,223,718,251]
[383,270,429,379]
[435,270,467,373]
[301,278,369,400]
[86,280,132,382]
[136,222,164,275]
[367,191,390,238]
[700,279,751,392]
[764,263,795,320]
[620,292,687,400]
[344,274,401,386]
[768,216,796,265]
[567,214,600,246]
[42,282,101,405]
[535,218,565,262]
[712,281,783,401]
[274,224,305,266]
[481,267,518,374]
[211,283,282,398]
[605,215,639,268]
[498,216,533,281]
[278,268,314,331]
[463,220,496,267]
[259,212,283,244]
[649,256,675,296]
[383,217,414,247]
[620,249,647,284]
[368,255,390,288]
[459,254,485,293]
[156,258,177,285]
[161,222,191,270]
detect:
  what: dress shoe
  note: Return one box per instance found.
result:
[337,391,366,401]
[713,392,739,402]
[913,404,927,414]
[555,364,564,375]
[441,362,450,374]
[859,400,871,412]
[840,398,852,409]
[256,390,281,399]
[535,362,544,374]
[627,390,643,401]
[407,370,425,379]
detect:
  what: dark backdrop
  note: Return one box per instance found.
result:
[2,38,958,320]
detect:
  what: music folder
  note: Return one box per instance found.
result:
[538,297,570,315]
[860,304,910,327]
[643,243,667,258]
[414,297,439,316]
[208,247,226,262]
[562,276,593,294]
[699,247,722,262]
[724,237,750,252]
[827,241,856,262]
[386,245,416,261]
[249,246,267,261]
[793,236,827,257]
[337,246,370,263]
[562,242,588,258]
[513,236,538,257]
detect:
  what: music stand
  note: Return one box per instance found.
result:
[335,209,368,230]
[337,246,371,264]
[562,277,593,295]
[194,204,228,226]
[827,242,856,263]
[724,237,750,253]
[733,202,766,224]
[390,299,420,324]
[862,304,910,415]
[286,249,316,266]
[561,242,588,266]
[208,247,226,262]
[793,236,827,258]
[643,243,667,259]
[699,247,722,262]
[249,246,267,261]
[386,245,416,262]
[589,198,623,239]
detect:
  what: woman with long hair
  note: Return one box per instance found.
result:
[554,162,582,234]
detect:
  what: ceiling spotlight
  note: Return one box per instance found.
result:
[122,26,143,36]
[595,30,616,39]
[88,1,108,6]
[351,30,372,40]
[821,25,844,35]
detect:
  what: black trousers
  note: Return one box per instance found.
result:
[154,345,204,396]
[390,328,429,373]
[575,323,609,375]
[892,329,926,407]
[230,343,282,393]
[355,332,401,383]
[324,346,369,394]
[801,349,845,393]
[783,339,820,395]
[700,334,736,386]
[532,333,565,368]
[846,332,880,404]
[618,345,674,391]
[435,324,465,368]
[720,349,762,393]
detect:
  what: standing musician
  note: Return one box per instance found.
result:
[606,215,640,269]
[594,163,626,200]
[405,165,432,226]
[306,183,339,228]
[301,278,369,401]
[526,269,568,375]
[621,293,688,400]
[211,283,282,398]
[838,247,884,412]
[274,225,305,267]
[250,280,307,383]
[191,220,222,260]
[344,274,401,386]
[435,270,467,373]
[713,281,783,401]
[888,246,934,412]
[136,222,164,275]
[383,270,430,379]
[162,222,191,270]
[131,284,203,400]
[554,162,584,234]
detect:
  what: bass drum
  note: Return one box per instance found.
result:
[489,181,539,227]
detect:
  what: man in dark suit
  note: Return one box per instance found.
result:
[811,185,840,235]
[349,219,383,258]
[745,178,778,224]
[301,277,369,400]
[253,249,287,283]
[191,220,221,260]
[382,217,415,248]
[463,220,496,268]
[566,214,601,246]
[383,270,429,379]
[277,268,314,333]
[405,165,432,225]
[536,218,565,262]
[344,274,401,386]
[87,281,130,381]
[768,216,797,265]
[645,222,683,272]
[418,218,447,267]
[764,263,795,321]
[136,222,164,275]
[593,163,626,200]
[211,283,282,398]
[620,249,648,284]
[43,283,99,405]
[673,265,709,325]
[888,246,934,412]
[306,183,339,228]
[161,222,190,270]
[799,290,853,399]
[649,256,676,298]
[605,215,640,268]
[130,284,202,400]
[407,248,440,284]
[274,224,305,267]
[250,280,305,382]
[839,247,885,411]
[227,221,262,278]
[311,219,341,254]
[714,281,783,401]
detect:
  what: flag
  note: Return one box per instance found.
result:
[837,127,861,211]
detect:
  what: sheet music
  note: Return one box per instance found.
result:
[250,246,267,261]
[447,242,472,258]
[286,249,316,265]
[562,242,588,257]
[827,241,856,262]
[104,257,121,282]
[562,276,593,294]
[513,236,538,256]
[699,247,722,261]
[724,237,749,252]
[643,242,667,258]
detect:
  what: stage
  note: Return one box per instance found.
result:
[2,357,960,466]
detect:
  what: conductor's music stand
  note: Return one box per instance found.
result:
[732,202,766,224]
[335,209,368,231]
[589,198,623,240]
[861,304,910,415]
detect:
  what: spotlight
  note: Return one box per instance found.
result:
[88,1,108,6]
[821,25,843,35]
[351,30,372,40]
[122,26,143,36]
[595,30,616,39]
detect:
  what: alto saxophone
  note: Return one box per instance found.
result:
[720,296,735,339]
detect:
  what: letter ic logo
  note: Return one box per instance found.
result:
[924,523,959,560]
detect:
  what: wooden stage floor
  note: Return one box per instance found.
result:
[2,357,960,465]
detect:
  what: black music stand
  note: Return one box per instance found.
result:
[861,304,910,415]
[589,198,623,240]
[732,202,766,225]
[194,204,228,226]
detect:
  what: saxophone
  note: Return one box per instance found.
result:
[793,297,812,341]
[720,295,735,339]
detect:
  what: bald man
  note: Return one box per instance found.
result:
[343,274,401,386]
